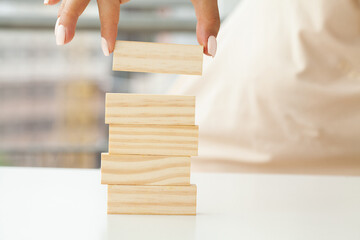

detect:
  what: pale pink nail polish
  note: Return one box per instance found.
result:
[101,37,110,56]
[56,25,65,45]
[54,18,60,35]
[207,35,217,57]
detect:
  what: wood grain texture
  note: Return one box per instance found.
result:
[108,124,198,156]
[107,184,197,215]
[112,41,203,75]
[101,153,191,185]
[105,93,195,125]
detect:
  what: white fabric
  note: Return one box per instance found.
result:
[169,0,360,165]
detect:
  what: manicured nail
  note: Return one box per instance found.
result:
[56,25,65,46]
[101,37,110,56]
[207,35,217,57]
[44,0,49,5]
[54,18,60,35]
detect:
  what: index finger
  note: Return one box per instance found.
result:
[191,0,220,56]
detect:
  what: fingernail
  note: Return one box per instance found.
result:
[44,0,49,5]
[56,25,65,46]
[207,35,217,57]
[101,37,110,56]
[54,17,60,35]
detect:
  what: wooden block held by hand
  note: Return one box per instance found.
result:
[107,184,197,215]
[105,93,195,125]
[101,153,191,185]
[112,41,203,75]
[108,124,198,156]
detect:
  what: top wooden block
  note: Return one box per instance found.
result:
[105,93,195,125]
[112,41,203,75]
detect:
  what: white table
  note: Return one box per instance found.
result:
[0,167,359,240]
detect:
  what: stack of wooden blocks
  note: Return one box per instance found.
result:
[101,41,203,215]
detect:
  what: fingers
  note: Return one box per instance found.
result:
[97,0,121,56]
[191,0,220,57]
[55,0,91,45]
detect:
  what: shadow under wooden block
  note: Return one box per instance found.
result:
[112,41,203,75]
[105,93,195,125]
[108,124,198,156]
[101,153,191,185]
[107,184,197,215]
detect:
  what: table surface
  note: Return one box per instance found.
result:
[0,167,359,240]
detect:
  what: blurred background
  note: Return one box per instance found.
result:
[0,0,241,168]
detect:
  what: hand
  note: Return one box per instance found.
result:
[44,0,220,57]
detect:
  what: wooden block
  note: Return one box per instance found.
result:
[105,93,195,125]
[109,124,198,156]
[107,184,197,215]
[101,153,191,185]
[112,41,203,75]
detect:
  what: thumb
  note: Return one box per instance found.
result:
[191,0,220,57]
